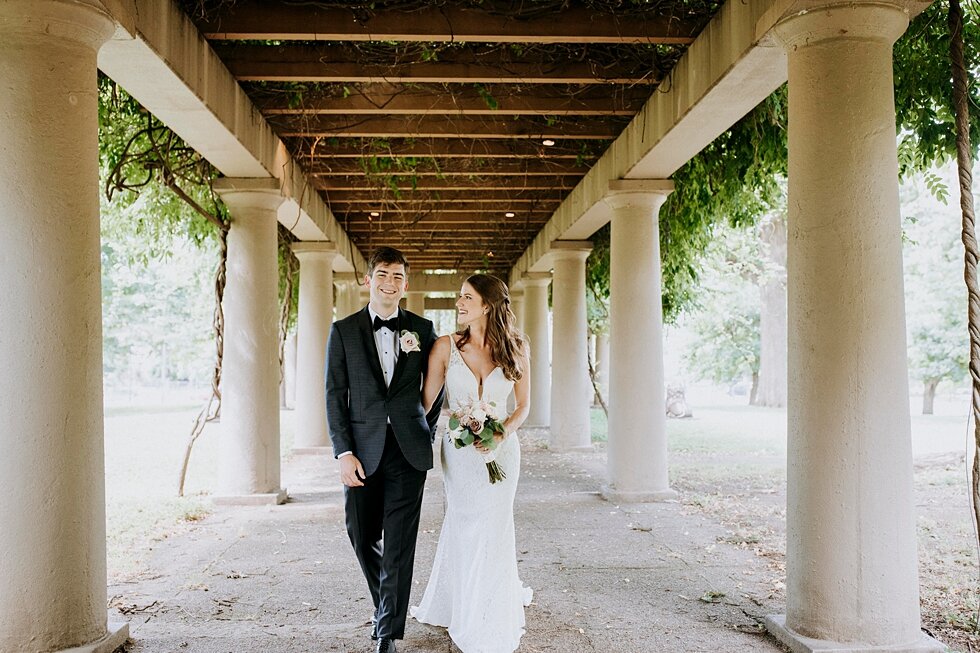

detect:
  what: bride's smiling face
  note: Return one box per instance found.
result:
[456,282,488,327]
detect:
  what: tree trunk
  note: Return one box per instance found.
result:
[922,378,940,415]
[749,371,760,406]
[755,212,788,407]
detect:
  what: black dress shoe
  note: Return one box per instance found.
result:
[376,637,396,653]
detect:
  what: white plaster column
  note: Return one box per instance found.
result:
[522,273,552,427]
[214,179,287,505]
[291,242,339,454]
[765,4,942,652]
[284,331,298,409]
[405,291,426,315]
[0,3,128,652]
[549,242,594,452]
[602,181,676,502]
[333,273,358,319]
[595,331,610,405]
[510,284,526,333]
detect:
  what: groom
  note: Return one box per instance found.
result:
[325,246,443,653]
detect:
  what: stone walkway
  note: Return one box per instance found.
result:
[110,429,788,653]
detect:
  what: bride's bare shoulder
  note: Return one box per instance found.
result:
[432,334,453,357]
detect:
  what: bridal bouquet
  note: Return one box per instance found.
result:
[448,398,507,484]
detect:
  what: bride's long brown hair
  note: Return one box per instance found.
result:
[455,274,527,382]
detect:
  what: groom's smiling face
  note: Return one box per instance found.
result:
[366,262,408,315]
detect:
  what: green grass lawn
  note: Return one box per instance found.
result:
[104,404,296,580]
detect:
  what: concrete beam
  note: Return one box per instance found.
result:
[93,0,364,273]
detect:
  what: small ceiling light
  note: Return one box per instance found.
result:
[486,251,495,258]
[369,211,380,217]
[504,211,516,218]
[542,139,556,147]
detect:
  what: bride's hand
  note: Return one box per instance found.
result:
[474,429,507,452]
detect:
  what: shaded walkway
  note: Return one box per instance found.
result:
[111,429,786,652]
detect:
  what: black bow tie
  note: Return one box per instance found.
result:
[373,315,398,332]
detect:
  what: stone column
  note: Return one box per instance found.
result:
[603,181,676,502]
[291,242,339,454]
[0,3,129,652]
[765,4,941,652]
[359,284,370,308]
[549,242,594,452]
[510,284,526,333]
[405,291,426,315]
[522,273,552,427]
[595,331,610,405]
[284,331,298,409]
[214,179,287,505]
[333,273,358,319]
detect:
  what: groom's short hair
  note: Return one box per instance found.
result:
[367,246,410,274]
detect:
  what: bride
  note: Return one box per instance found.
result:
[412,273,533,653]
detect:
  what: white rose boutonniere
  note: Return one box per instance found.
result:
[399,330,421,354]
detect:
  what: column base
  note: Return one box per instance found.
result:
[60,621,129,653]
[601,485,678,503]
[212,488,288,506]
[765,616,945,653]
[291,446,334,455]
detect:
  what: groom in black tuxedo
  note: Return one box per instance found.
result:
[326,246,443,653]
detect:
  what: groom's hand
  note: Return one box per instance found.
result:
[340,454,366,487]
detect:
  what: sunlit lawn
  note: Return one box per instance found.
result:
[104,403,296,580]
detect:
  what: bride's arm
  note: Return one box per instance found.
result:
[501,346,531,437]
[422,335,450,413]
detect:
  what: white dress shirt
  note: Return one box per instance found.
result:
[368,305,399,388]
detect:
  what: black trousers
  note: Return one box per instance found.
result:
[344,428,427,640]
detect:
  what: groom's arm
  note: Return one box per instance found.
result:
[325,322,354,457]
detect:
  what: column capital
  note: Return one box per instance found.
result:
[0,0,115,49]
[214,178,286,213]
[771,1,917,49]
[605,179,674,210]
[291,241,340,262]
[521,272,552,287]
[549,241,593,263]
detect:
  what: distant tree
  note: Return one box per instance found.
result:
[903,166,970,414]
[683,224,762,401]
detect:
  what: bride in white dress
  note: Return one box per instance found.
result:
[412,273,533,653]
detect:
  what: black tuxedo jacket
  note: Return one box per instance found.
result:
[325,306,442,477]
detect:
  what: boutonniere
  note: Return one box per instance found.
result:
[399,330,421,354]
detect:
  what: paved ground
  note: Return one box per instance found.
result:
[110,428,788,653]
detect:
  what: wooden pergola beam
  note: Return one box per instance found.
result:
[310,159,588,176]
[335,207,556,216]
[315,177,577,191]
[274,115,623,139]
[218,45,659,84]
[289,138,600,159]
[255,84,647,116]
[324,191,564,203]
[199,3,699,44]
[336,210,551,219]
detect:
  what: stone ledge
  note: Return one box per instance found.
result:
[212,488,288,506]
[60,621,128,653]
[765,615,945,653]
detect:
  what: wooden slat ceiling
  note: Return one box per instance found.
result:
[181,0,723,273]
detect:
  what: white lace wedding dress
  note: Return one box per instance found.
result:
[411,337,533,653]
